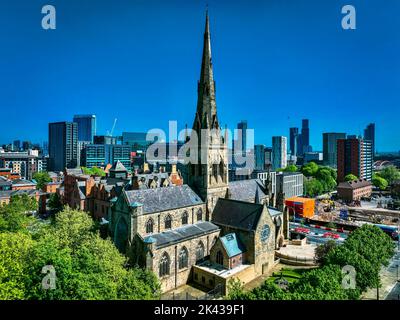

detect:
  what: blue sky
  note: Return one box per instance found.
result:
[0,0,399,151]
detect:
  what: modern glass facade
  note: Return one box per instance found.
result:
[364,123,375,156]
[122,132,151,152]
[83,144,131,170]
[254,144,266,171]
[48,122,78,172]
[272,136,287,170]
[73,114,96,143]
[323,132,346,168]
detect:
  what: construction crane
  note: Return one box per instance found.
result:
[106,118,117,136]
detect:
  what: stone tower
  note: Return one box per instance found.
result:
[187,11,229,216]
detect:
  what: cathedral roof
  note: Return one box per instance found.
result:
[124,184,203,214]
[143,221,219,249]
[228,179,266,203]
[212,198,264,231]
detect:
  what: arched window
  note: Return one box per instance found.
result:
[159,252,170,277]
[164,215,172,230]
[146,218,154,234]
[216,250,224,266]
[179,247,188,269]
[197,208,203,222]
[181,211,188,225]
[196,241,205,262]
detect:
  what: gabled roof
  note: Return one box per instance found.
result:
[228,179,266,203]
[219,233,246,258]
[124,184,203,214]
[212,198,264,231]
[109,160,127,172]
[338,179,372,189]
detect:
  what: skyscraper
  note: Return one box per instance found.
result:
[323,132,346,168]
[73,114,96,143]
[254,144,266,171]
[337,137,373,182]
[48,122,78,172]
[272,136,287,170]
[364,123,375,155]
[236,120,248,156]
[289,127,299,156]
[300,119,310,155]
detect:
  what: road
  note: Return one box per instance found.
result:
[289,222,348,245]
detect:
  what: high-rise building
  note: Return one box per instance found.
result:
[122,132,151,152]
[300,119,310,155]
[82,144,131,170]
[323,132,346,168]
[265,147,272,166]
[22,141,32,151]
[73,114,96,143]
[236,120,248,156]
[13,140,20,151]
[289,127,299,156]
[48,122,78,172]
[364,123,375,156]
[272,136,287,170]
[254,144,266,171]
[337,137,373,182]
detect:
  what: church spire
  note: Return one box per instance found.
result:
[195,10,218,130]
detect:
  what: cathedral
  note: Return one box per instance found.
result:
[109,12,287,294]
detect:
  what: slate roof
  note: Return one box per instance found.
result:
[143,221,219,248]
[11,179,36,186]
[337,179,372,189]
[124,184,203,213]
[212,198,264,231]
[219,233,246,257]
[109,160,128,172]
[228,179,266,203]
[268,206,283,217]
[0,189,44,198]
[133,172,171,189]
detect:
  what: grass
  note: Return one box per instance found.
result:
[267,268,303,284]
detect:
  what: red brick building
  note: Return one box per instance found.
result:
[337,179,373,202]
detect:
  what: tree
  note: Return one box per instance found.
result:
[372,174,388,190]
[82,167,105,177]
[284,165,298,173]
[301,162,319,177]
[376,165,400,185]
[0,232,33,299]
[32,172,52,190]
[48,193,63,212]
[315,240,337,264]
[0,195,36,233]
[304,178,323,197]
[344,174,358,182]
[23,208,160,300]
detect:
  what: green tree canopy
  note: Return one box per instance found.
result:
[304,178,323,197]
[32,172,52,190]
[301,162,319,177]
[0,194,36,233]
[344,174,358,182]
[0,204,160,300]
[376,165,400,185]
[81,167,106,177]
[372,174,388,190]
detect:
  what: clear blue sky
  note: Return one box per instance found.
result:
[0,0,399,151]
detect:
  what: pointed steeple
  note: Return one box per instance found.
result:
[194,10,219,131]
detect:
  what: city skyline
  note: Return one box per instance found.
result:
[0,0,399,152]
